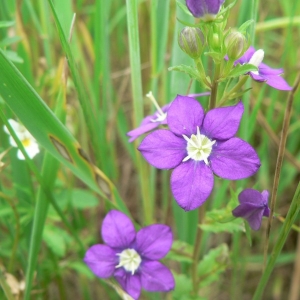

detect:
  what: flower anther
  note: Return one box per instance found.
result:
[182,127,216,164]
[116,248,142,275]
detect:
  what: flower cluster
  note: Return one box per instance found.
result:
[138,96,260,211]
[3,119,39,160]
[84,210,174,299]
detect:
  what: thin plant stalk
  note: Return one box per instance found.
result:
[191,204,206,295]
[263,73,300,268]
[126,0,153,224]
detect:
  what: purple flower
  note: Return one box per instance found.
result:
[84,210,174,299]
[138,95,261,211]
[186,0,224,20]
[235,46,292,91]
[232,189,270,230]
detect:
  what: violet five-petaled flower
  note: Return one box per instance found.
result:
[186,0,225,20]
[138,95,261,211]
[235,46,292,91]
[83,210,174,299]
[232,189,270,230]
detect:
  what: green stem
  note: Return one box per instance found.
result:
[209,63,221,109]
[191,205,206,295]
[263,73,300,268]
[253,182,300,300]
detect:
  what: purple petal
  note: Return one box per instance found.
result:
[101,210,136,250]
[210,138,260,180]
[127,122,159,142]
[138,129,186,169]
[262,190,270,217]
[235,46,256,65]
[140,261,175,292]
[114,268,141,299]
[186,0,224,18]
[167,95,204,137]
[202,101,244,140]
[261,190,269,204]
[250,72,266,82]
[238,189,264,205]
[232,204,264,230]
[259,63,283,76]
[264,75,292,91]
[83,244,117,278]
[170,161,214,211]
[136,225,173,260]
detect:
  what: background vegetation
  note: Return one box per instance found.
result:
[0,0,299,299]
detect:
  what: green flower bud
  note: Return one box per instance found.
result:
[178,27,205,59]
[225,32,248,60]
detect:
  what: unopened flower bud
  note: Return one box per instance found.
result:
[178,27,205,59]
[225,32,248,60]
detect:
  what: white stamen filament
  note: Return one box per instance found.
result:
[182,127,216,165]
[115,249,142,275]
[146,91,167,123]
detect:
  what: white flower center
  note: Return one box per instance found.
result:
[248,49,264,75]
[116,248,142,275]
[182,127,216,165]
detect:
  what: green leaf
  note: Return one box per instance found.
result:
[197,244,229,288]
[239,20,254,33]
[171,273,193,300]
[199,219,244,233]
[2,50,24,63]
[168,64,201,81]
[0,36,21,47]
[199,190,245,233]
[228,64,258,78]
[204,51,223,62]
[71,189,99,209]
[67,261,94,279]
[166,240,193,263]
[0,21,14,28]
[176,1,193,17]
[43,225,72,257]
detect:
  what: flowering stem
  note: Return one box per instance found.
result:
[263,73,300,269]
[191,204,206,295]
[209,63,221,109]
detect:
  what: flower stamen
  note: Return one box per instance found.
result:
[182,127,216,164]
[147,91,167,123]
[116,248,142,275]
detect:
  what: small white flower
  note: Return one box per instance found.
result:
[3,119,39,160]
